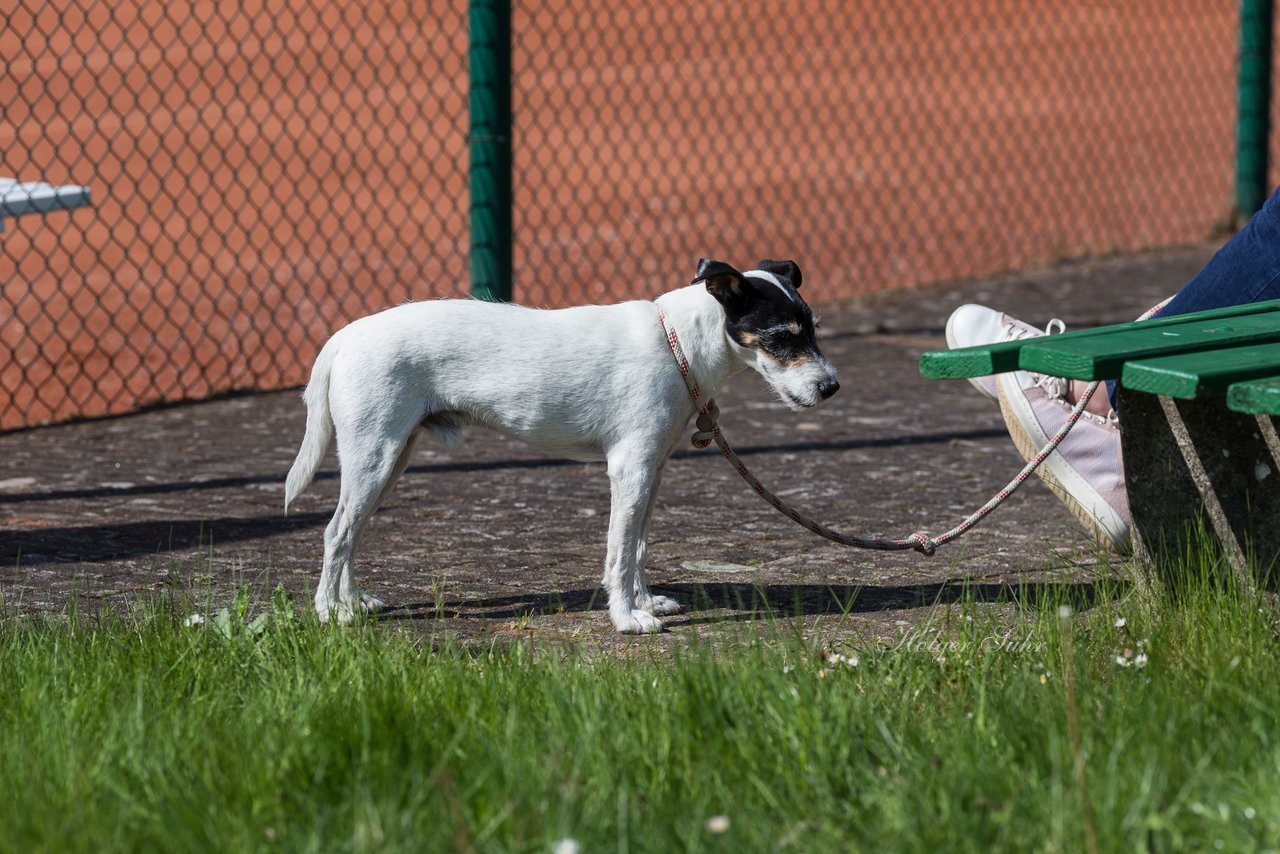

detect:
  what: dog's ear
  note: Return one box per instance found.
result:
[691,258,748,307]
[756,259,802,290]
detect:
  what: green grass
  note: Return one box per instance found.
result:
[4,567,1280,852]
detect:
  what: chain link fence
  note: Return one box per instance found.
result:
[3,0,471,430]
[0,0,1256,430]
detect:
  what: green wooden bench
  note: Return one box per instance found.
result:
[920,299,1280,581]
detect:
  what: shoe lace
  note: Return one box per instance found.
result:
[1020,318,1120,426]
[1002,317,1065,342]
[1037,375,1117,425]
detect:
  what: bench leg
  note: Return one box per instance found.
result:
[1119,387,1280,587]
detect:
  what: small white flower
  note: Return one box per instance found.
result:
[705,816,730,834]
[783,664,795,674]
[1039,672,1051,684]
[552,838,580,854]
[1114,617,1127,628]
[183,613,205,627]
[1245,807,1257,820]
[1135,652,1148,669]
[1115,655,1132,668]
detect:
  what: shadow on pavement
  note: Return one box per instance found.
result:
[384,577,1116,623]
[2,512,331,565]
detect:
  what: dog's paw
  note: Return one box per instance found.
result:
[613,609,665,634]
[637,593,682,616]
[321,602,358,625]
[357,592,386,614]
[314,597,337,624]
[315,593,385,625]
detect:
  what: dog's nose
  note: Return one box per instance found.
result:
[818,379,840,400]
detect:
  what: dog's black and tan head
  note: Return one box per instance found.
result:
[691,258,839,410]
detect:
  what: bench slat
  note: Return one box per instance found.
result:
[918,298,1280,379]
[1121,342,1280,398]
[1017,313,1280,380]
[1227,378,1280,414]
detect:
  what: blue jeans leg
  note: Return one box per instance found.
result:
[1108,185,1280,408]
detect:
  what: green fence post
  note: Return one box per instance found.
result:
[1236,0,1274,221]
[469,0,512,301]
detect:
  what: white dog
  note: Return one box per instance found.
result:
[285,258,839,633]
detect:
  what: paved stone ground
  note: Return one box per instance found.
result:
[0,247,1216,647]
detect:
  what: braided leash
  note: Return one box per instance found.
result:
[658,309,1102,556]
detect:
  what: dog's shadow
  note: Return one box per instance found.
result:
[384,578,1113,626]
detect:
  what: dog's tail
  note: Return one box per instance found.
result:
[285,338,339,513]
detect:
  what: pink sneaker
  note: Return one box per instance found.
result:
[945,304,1064,401]
[995,369,1131,553]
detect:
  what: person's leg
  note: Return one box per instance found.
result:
[1100,184,1280,408]
[1158,186,1280,317]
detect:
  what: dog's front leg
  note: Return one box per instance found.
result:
[603,450,664,634]
[632,462,681,616]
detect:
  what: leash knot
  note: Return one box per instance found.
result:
[691,401,720,448]
[911,531,939,556]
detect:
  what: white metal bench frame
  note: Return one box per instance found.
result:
[0,179,91,232]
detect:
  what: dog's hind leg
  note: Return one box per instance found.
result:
[316,427,419,624]
[374,428,421,512]
[603,448,664,634]
[631,463,681,616]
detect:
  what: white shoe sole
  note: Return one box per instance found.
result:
[995,373,1130,553]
